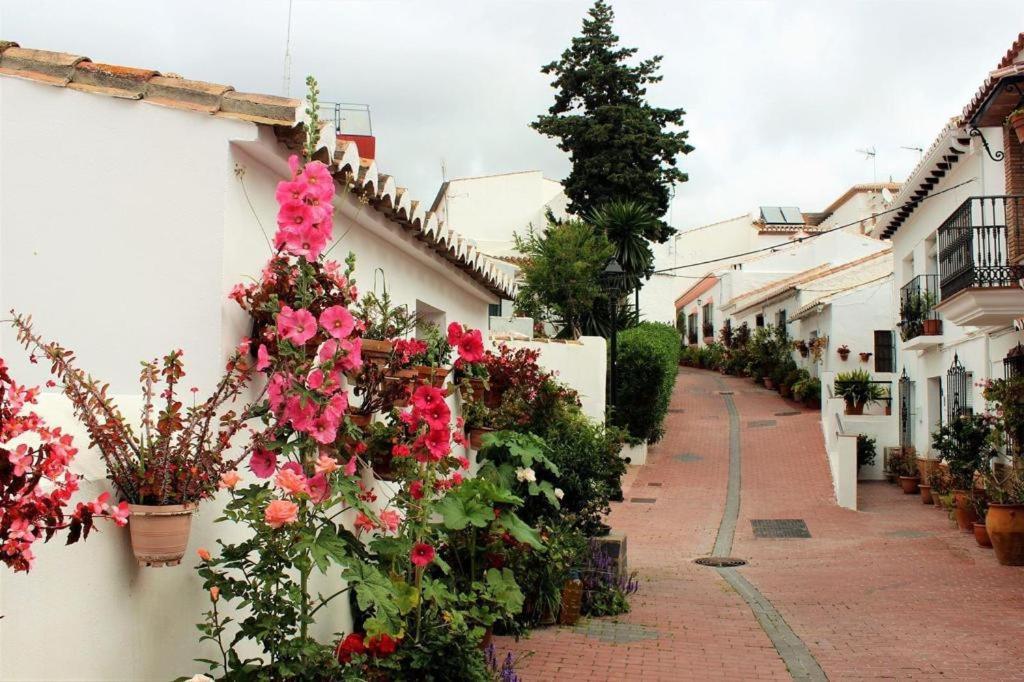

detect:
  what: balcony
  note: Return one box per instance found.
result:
[935,196,1024,328]
[899,274,944,351]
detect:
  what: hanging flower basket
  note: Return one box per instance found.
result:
[127,503,197,567]
[837,345,850,361]
[1009,109,1024,146]
[360,338,394,366]
[413,365,450,388]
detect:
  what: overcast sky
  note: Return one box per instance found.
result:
[2,1,1022,231]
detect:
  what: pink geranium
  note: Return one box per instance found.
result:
[320,305,355,340]
[264,499,299,529]
[277,307,318,346]
[378,509,401,533]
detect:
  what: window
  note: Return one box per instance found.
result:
[776,309,787,329]
[488,303,501,318]
[702,302,714,336]
[755,313,765,328]
[874,330,895,373]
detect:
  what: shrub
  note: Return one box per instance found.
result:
[834,369,886,408]
[613,322,680,442]
[856,434,877,469]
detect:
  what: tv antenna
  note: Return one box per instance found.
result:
[856,146,877,182]
[901,145,924,160]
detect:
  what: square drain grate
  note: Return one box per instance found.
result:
[774,410,800,416]
[717,391,734,395]
[647,482,663,487]
[630,497,657,504]
[668,408,686,413]
[751,519,810,538]
[748,419,777,428]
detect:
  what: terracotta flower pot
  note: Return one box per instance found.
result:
[360,338,393,366]
[371,450,396,480]
[838,350,850,361]
[899,476,920,494]
[918,483,933,504]
[973,522,993,548]
[845,400,865,416]
[922,319,942,336]
[483,387,504,409]
[467,377,486,403]
[347,410,373,429]
[127,503,197,567]
[467,426,495,450]
[859,352,872,362]
[987,503,1024,566]
[413,365,449,388]
[952,490,978,533]
[763,378,774,390]
[1010,110,1024,146]
[930,490,941,506]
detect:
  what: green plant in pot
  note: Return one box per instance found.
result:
[931,414,996,532]
[408,321,452,387]
[353,275,418,364]
[984,465,1024,565]
[835,369,885,415]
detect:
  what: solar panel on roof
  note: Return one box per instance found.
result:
[760,206,786,224]
[780,206,803,224]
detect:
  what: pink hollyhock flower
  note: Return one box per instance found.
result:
[325,392,349,421]
[276,466,309,497]
[398,409,417,428]
[456,329,485,363]
[344,455,358,476]
[276,200,317,234]
[219,470,241,490]
[317,338,340,363]
[306,369,324,390]
[423,427,451,460]
[308,473,329,504]
[250,448,278,479]
[276,178,308,205]
[354,512,375,533]
[110,501,131,527]
[409,480,424,500]
[378,509,401,533]
[320,305,355,340]
[416,399,451,431]
[278,222,329,261]
[447,322,464,346]
[287,154,301,177]
[412,385,445,412]
[256,345,271,371]
[300,161,335,201]
[277,306,318,346]
[267,373,289,413]
[314,454,339,476]
[309,412,340,445]
[410,542,435,567]
[337,338,363,372]
[284,395,317,432]
[264,499,299,529]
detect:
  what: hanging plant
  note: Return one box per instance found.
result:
[837,344,851,361]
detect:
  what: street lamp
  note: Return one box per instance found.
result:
[602,258,625,412]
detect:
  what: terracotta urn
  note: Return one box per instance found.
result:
[952,490,978,533]
[127,503,197,567]
[973,522,993,548]
[987,503,1024,565]
[899,476,920,494]
[918,483,933,504]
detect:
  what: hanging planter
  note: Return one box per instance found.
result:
[987,503,1024,565]
[127,503,197,567]
[413,365,450,388]
[922,319,943,336]
[467,426,495,450]
[859,352,872,362]
[837,345,850,361]
[1009,109,1024,145]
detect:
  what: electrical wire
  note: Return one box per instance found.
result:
[655,177,976,274]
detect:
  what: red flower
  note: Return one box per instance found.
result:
[456,329,485,363]
[335,632,365,664]
[409,480,424,500]
[366,633,398,657]
[410,542,435,567]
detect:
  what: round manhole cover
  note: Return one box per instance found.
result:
[694,556,747,568]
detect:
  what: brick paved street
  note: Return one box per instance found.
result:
[497,368,1024,681]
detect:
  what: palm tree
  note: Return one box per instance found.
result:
[589,200,660,294]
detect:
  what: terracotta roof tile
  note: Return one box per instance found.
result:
[70,61,157,99]
[220,90,300,126]
[0,46,87,85]
[144,75,232,113]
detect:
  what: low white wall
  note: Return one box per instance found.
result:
[493,336,607,423]
[835,434,859,510]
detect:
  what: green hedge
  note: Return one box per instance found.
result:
[613,322,680,443]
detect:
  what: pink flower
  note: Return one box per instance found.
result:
[447,322,464,346]
[306,369,324,390]
[110,501,131,527]
[308,473,329,504]
[456,329,485,363]
[317,339,339,364]
[276,467,309,497]
[422,427,451,460]
[256,345,271,371]
[276,178,307,205]
[277,200,317,233]
[278,222,329,261]
[264,499,299,529]
[300,161,335,201]
[8,449,31,477]
[416,399,451,431]
[250,448,278,479]
[378,509,401,533]
[451,472,464,486]
[457,455,470,470]
[320,305,355,340]
[410,542,435,567]
[409,480,424,500]
[314,454,339,475]
[392,444,411,458]
[354,512,375,533]
[412,385,445,413]
[277,306,318,346]
[284,395,318,432]
[237,338,251,355]
[219,470,241,489]
[344,455,358,476]
[308,412,340,445]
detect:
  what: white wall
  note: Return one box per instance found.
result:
[496,336,607,422]
[0,76,496,681]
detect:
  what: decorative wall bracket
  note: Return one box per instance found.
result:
[968,125,1005,163]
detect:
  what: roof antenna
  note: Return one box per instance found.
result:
[856,146,877,182]
[282,0,294,96]
[901,145,924,160]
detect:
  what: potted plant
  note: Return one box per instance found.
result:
[837,344,851,361]
[461,399,495,450]
[928,466,950,506]
[892,449,920,494]
[985,466,1024,565]
[793,339,809,358]
[858,351,872,362]
[971,496,992,548]
[835,369,885,415]
[856,434,876,474]
[354,282,417,366]
[808,336,828,364]
[702,321,715,345]
[1008,107,1024,145]
[408,321,452,388]
[13,315,258,567]
[932,414,995,533]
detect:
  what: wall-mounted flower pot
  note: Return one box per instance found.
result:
[347,409,373,429]
[467,426,495,450]
[127,503,197,567]
[973,522,993,548]
[922,319,942,336]
[837,349,850,361]
[414,365,449,388]
[859,352,872,362]
[483,387,505,409]
[899,476,920,494]
[987,503,1024,565]
[918,483,933,504]
[952,490,978,533]
[360,338,393,366]
[844,399,865,416]
[1010,110,1024,145]
[467,377,486,403]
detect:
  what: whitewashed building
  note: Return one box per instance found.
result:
[874,33,1024,461]
[0,41,517,681]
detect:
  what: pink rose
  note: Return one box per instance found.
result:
[264,499,299,529]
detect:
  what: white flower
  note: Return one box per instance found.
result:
[515,466,536,483]
[554,488,565,500]
[188,676,214,682]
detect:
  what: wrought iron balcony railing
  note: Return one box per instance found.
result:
[898,274,940,341]
[938,195,1024,300]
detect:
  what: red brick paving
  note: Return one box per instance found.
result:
[498,368,1024,681]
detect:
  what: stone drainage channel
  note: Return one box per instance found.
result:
[692,387,828,682]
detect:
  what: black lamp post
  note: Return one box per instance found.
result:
[602,258,625,411]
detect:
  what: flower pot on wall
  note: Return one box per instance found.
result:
[899,476,920,494]
[859,352,872,362]
[987,503,1024,565]
[973,522,993,548]
[360,338,393,366]
[1010,110,1024,145]
[952,490,978,533]
[844,399,865,416]
[127,503,197,567]
[922,319,942,336]
[467,377,486,403]
[838,349,850,361]
[413,365,449,388]
[467,426,495,450]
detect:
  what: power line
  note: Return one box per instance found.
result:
[656,177,976,275]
